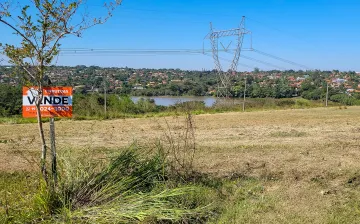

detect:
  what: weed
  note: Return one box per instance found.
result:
[270,129,307,138]
[162,109,197,177]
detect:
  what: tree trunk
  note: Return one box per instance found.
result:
[50,117,57,186]
[36,93,48,183]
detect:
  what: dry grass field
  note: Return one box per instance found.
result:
[2,106,360,223]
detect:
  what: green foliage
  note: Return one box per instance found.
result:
[73,94,167,119]
[0,172,40,223]
[295,98,311,107]
[0,148,213,223]
[274,78,294,98]
[270,130,308,138]
[275,99,296,107]
[0,84,22,116]
[61,146,166,208]
[170,101,206,112]
[213,180,275,224]
[330,94,360,105]
[303,89,323,100]
[72,93,105,118]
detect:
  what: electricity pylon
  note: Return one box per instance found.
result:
[205,16,250,98]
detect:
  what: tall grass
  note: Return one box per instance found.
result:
[27,145,209,223]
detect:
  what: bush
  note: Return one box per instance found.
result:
[275,99,296,107]
[20,145,210,223]
[171,101,206,112]
[0,84,22,117]
[330,94,359,106]
[295,98,311,107]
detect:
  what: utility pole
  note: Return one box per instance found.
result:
[104,73,107,118]
[243,76,247,111]
[325,82,329,107]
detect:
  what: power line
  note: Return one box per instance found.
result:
[59,49,210,55]
[59,48,253,53]
[225,48,310,70]
[203,53,255,70]
[251,49,311,70]
[59,47,288,71]
[241,55,286,70]
[223,51,286,70]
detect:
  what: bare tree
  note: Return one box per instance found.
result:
[0,0,122,183]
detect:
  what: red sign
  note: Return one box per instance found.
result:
[22,87,73,118]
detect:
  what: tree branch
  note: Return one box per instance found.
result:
[0,18,39,54]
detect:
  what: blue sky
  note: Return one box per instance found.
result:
[1,0,360,71]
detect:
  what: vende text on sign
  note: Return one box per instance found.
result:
[22,87,73,118]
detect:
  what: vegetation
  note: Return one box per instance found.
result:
[0,147,209,223]
[2,107,360,223]
[0,84,21,117]
[2,66,360,122]
[0,0,121,183]
[0,81,346,123]
[2,66,360,98]
[1,2,360,223]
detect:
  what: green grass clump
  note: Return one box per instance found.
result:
[41,146,211,223]
[0,172,40,223]
[210,179,274,224]
[270,130,308,138]
[0,146,215,223]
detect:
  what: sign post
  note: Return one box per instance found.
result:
[23,86,73,184]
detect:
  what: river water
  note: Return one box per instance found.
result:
[131,96,217,107]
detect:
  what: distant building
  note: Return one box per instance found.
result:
[133,83,144,90]
[296,77,306,81]
[332,78,346,84]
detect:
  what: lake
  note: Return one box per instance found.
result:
[131,96,217,107]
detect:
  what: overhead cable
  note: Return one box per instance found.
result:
[251,49,310,69]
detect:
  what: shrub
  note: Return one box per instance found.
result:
[275,99,296,107]
[330,94,359,106]
[295,98,311,107]
[0,84,22,117]
[171,101,206,112]
[23,145,210,223]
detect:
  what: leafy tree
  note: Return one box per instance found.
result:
[250,83,262,98]
[0,0,121,183]
[330,94,358,105]
[274,79,294,98]
[0,84,22,116]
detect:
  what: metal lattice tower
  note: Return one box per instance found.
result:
[205,16,250,98]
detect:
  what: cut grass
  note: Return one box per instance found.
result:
[0,170,268,223]
[2,106,360,222]
[269,130,308,138]
[1,146,217,223]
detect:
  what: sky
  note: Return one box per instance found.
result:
[1,0,360,71]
